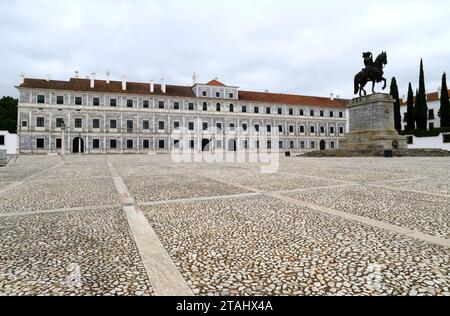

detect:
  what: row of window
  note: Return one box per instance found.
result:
[30,117,345,135]
[35,95,344,117]
[200,90,235,99]
[34,138,336,150]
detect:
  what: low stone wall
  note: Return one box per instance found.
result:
[0,149,7,166]
[301,149,450,158]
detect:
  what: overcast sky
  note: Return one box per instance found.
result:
[0,0,449,99]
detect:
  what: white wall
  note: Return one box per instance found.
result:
[0,131,17,154]
[407,133,450,151]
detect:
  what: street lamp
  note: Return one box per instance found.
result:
[60,120,66,159]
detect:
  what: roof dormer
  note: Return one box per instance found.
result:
[192,78,239,100]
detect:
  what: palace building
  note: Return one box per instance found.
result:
[16,72,349,155]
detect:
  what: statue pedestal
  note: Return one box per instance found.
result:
[341,93,407,151]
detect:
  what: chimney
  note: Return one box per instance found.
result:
[438,86,442,99]
[90,72,96,88]
[74,71,79,78]
[330,93,334,101]
[161,77,166,94]
[106,69,111,84]
[46,74,50,82]
[121,75,127,91]
[192,72,198,85]
[19,73,25,85]
[150,80,155,93]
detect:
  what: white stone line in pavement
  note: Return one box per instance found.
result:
[277,171,358,185]
[28,175,113,182]
[196,171,450,249]
[107,160,193,296]
[268,193,450,249]
[367,177,432,185]
[138,192,264,207]
[272,183,360,195]
[367,183,450,198]
[0,204,122,218]
[0,161,65,194]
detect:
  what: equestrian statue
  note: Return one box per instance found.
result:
[354,51,388,96]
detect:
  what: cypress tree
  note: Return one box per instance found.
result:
[390,77,402,132]
[406,83,415,131]
[440,72,450,128]
[415,59,428,130]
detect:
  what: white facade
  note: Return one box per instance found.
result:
[406,133,450,151]
[0,131,17,154]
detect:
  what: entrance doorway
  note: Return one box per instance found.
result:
[228,139,237,152]
[320,140,326,151]
[73,137,85,154]
[202,139,211,152]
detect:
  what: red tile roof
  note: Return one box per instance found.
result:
[18,77,349,108]
[401,89,450,106]
[206,79,226,86]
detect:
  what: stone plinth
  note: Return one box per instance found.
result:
[341,93,407,151]
[0,149,7,167]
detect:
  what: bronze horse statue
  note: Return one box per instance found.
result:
[354,51,388,96]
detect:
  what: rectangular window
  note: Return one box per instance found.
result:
[266,107,271,114]
[299,109,304,116]
[330,111,334,118]
[320,126,325,134]
[242,123,248,132]
[216,123,222,131]
[330,126,335,134]
[279,141,283,150]
[300,125,305,133]
[37,138,45,148]
[188,122,195,131]
[429,109,435,120]
[75,118,82,128]
[339,112,344,118]
[75,97,82,105]
[230,104,234,112]
[203,122,208,131]
[289,109,294,116]
[93,139,100,149]
[110,99,117,107]
[331,141,335,149]
[278,108,283,115]
[254,107,259,114]
[311,141,316,149]
[216,103,221,112]
[143,100,150,108]
[127,120,134,130]
[244,140,249,149]
[255,124,260,132]
[37,95,45,104]
[158,121,165,130]
[320,110,324,117]
[190,140,195,149]
[290,141,295,149]
[310,110,315,116]
[267,141,272,150]
[0,135,4,145]
[110,139,117,149]
[110,120,117,129]
[56,118,64,128]
[159,140,165,149]
[229,93,234,98]
[216,92,221,98]
[429,122,435,130]
[278,125,283,133]
[340,127,344,134]
[93,98,100,106]
[242,106,247,113]
[22,121,28,127]
[202,91,207,97]
[173,140,180,149]
[289,125,294,133]
[229,123,235,131]
[37,117,45,127]
[57,96,64,105]
[127,99,133,108]
[203,103,208,111]
[93,119,100,129]
[267,125,272,133]
[56,138,62,149]
[407,136,413,145]
[188,103,194,111]
[127,139,134,149]
[143,120,150,130]
[174,102,180,110]
[311,126,315,134]
[143,139,150,149]
[158,101,165,109]
[300,141,305,149]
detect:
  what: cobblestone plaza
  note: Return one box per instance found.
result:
[0,155,449,296]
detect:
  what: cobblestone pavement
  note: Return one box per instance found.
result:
[0,154,449,296]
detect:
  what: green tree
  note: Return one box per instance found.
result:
[440,72,450,128]
[390,77,402,132]
[0,96,18,133]
[406,83,415,131]
[415,59,428,130]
